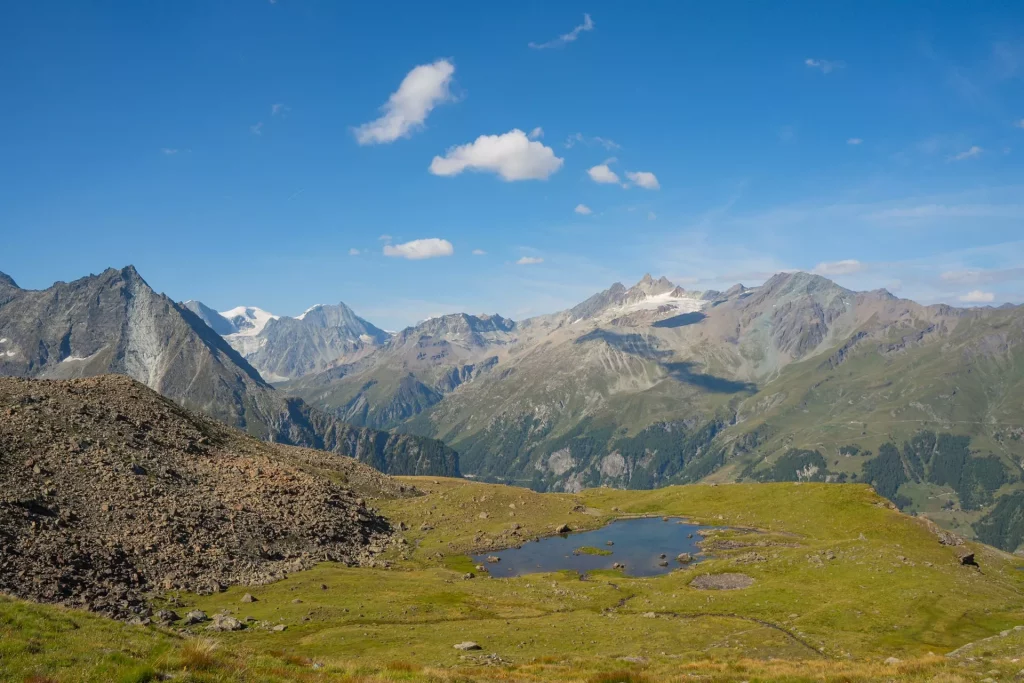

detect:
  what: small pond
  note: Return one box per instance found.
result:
[472,516,723,578]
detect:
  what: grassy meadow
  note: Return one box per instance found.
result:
[2,480,1023,682]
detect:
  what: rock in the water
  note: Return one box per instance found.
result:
[486,555,500,564]
[677,553,692,563]
[454,641,482,651]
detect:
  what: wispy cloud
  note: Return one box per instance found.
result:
[647,211,657,221]
[528,127,544,140]
[959,289,995,303]
[250,122,264,135]
[429,129,564,181]
[472,249,487,256]
[574,203,593,215]
[1015,119,1024,129]
[348,248,360,256]
[516,256,544,265]
[383,238,454,260]
[847,138,863,145]
[354,59,456,145]
[271,103,290,117]
[529,14,594,50]
[811,259,865,276]
[587,163,620,185]
[804,58,845,74]
[565,133,621,150]
[161,148,179,155]
[950,145,983,161]
[625,171,660,190]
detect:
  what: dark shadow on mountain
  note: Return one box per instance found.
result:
[574,329,668,360]
[663,362,756,393]
[652,312,707,328]
[574,328,756,394]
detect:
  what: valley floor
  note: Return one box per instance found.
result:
[3,481,1024,682]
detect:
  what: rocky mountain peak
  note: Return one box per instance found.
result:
[0,271,20,290]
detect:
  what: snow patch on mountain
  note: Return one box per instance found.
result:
[220,306,279,337]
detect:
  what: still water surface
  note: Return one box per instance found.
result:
[472,516,722,577]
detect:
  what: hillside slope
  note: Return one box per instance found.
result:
[0,375,406,618]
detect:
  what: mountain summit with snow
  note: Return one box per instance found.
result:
[219,306,279,337]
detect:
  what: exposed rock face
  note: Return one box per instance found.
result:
[0,375,403,618]
[0,267,459,477]
[285,313,515,430]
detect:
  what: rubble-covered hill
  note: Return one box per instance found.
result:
[0,375,412,619]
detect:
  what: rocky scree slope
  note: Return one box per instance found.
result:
[0,267,459,477]
[0,375,406,619]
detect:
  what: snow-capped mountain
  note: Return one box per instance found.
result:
[182,300,389,382]
[219,306,279,337]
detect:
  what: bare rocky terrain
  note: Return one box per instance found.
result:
[0,375,408,619]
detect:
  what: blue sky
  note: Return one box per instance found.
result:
[2,1,1023,329]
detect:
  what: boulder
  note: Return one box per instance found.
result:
[153,609,179,623]
[240,593,257,603]
[555,524,571,534]
[676,553,692,563]
[207,614,245,632]
[959,552,978,567]
[454,641,482,651]
[183,610,208,625]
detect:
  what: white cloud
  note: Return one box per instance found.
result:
[271,103,289,116]
[429,129,564,181]
[517,256,544,265]
[950,145,983,161]
[383,238,454,260]
[565,133,621,150]
[250,122,264,135]
[529,13,594,49]
[866,203,1024,221]
[625,170,660,190]
[587,163,620,184]
[959,289,995,303]
[161,148,178,155]
[528,127,544,140]
[354,59,455,145]
[805,58,845,74]
[811,259,865,276]
[648,211,657,221]
[847,138,863,145]
[574,203,593,215]
[472,249,487,256]
[349,248,360,256]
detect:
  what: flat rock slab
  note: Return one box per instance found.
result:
[689,573,755,590]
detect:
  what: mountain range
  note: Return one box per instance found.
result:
[0,267,458,478]
[3,265,1022,551]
